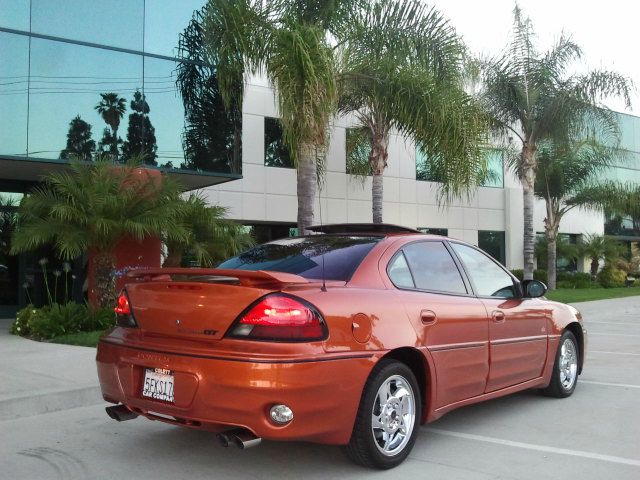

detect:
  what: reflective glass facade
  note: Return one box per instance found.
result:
[0,0,241,175]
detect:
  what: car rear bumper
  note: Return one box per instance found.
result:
[96,340,374,445]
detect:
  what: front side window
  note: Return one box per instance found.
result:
[450,243,516,298]
[400,242,467,294]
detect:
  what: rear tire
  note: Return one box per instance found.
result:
[541,331,579,398]
[344,359,421,469]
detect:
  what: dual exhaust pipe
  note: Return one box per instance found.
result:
[106,405,261,449]
[217,429,262,449]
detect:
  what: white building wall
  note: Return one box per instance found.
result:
[204,82,606,269]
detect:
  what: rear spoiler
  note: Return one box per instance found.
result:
[126,268,309,288]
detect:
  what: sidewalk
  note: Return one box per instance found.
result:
[0,318,102,421]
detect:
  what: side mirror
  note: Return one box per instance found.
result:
[522,279,547,298]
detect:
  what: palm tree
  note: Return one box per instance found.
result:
[11,158,189,308]
[163,193,254,267]
[95,93,127,161]
[481,5,631,280]
[202,0,338,233]
[534,139,621,289]
[578,233,625,278]
[338,0,488,223]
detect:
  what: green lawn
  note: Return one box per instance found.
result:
[50,330,104,347]
[546,286,640,304]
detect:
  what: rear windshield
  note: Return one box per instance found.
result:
[218,235,380,281]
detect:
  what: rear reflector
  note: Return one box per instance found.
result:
[227,294,327,341]
[114,290,137,328]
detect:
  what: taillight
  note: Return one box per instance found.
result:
[114,290,137,328]
[227,294,327,341]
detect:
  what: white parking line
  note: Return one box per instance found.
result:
[426,428,640,467]
[588,332,640,337]
[581,380,640,389]
[587,321,639,325]
[590,350,640,356]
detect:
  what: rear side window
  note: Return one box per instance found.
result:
[388,252,415,288]
[218,235,380,281]
[398,242,467,294]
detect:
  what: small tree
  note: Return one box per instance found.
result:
[534,139,620,289]
[11,158,188,308]
[122,90,158,166]
[60,115,96,160]
[578,233,624,278]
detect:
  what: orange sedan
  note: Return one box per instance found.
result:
[96,224,586,469]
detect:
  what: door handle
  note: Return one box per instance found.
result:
[420,310,437,325]
[492,310,505,323]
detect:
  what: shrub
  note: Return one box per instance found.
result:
[11,303,115,340]
[10,305,37,336]
[510,269,524,280]
[597,266,627,288]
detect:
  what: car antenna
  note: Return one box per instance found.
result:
[317,164,327,292]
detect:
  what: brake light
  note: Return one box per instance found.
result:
[227,295,327,341]
[114,290,137,327]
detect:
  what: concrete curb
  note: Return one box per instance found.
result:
[0,386,103,421]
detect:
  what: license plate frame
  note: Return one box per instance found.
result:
[142,368,175,403]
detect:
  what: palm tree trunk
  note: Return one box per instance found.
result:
[112,126,119,162]
[370,129,389,224]
[590,257,599,278]
[546,235,557,290]
[521,145,537,280]
[297,143,317,234]
[93,251,116,309]
[544,199,560,290]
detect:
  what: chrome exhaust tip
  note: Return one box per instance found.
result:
[225,429,262,449]
[105,405,138,422]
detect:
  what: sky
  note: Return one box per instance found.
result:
[427,0,640,114]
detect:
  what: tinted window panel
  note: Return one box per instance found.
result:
[0,0,30,30]
[218,236,379,281]
[0,32,29,157]
[388,252,414,288]
[31,0,143,50]
[451,243,516,298]
[145,0,206,57]
[402,242,467,294]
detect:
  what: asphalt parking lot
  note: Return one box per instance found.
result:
[1,296,639,479]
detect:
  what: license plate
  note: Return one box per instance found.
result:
[142,368,175,403]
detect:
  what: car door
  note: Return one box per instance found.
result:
[387,241,490,408]
[449,242,548,392]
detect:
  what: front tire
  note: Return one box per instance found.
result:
[541,331,579,398]
[344,359,421,469]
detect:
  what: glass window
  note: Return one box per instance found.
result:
[402,242,467,294]
[0,0,30,30]
[265,117,293,168]
[482,149,504,188]
[451,243,516,298]
[388,252,415,288]
[218,236,380,281]
[27,38,142,160]
[0,193,19,306]
[478,230,506,264]
[0,32,29,157]
[418,228,448,236]
[346,127,371,175]
[172,16,242,174]
[415,144,442,182]
[144,0,206,57]
[31,0,144,51]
